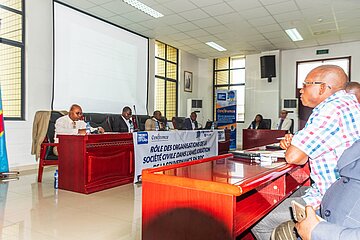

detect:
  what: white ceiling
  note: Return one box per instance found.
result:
[58,0,360,59]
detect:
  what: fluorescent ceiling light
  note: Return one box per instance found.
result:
[285,28,303,42]
[206,42,227,52]
[123,0,164,18]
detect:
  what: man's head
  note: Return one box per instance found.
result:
[300,65,348,108]
[122,106,132,120]
[69,104,83,121]
[280,110,288,120]
[345,82,360,103]
[153,110,162,121]
[190,112,197,122]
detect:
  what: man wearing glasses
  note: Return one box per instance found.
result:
[252,65,360,239]
[53,104,104,155]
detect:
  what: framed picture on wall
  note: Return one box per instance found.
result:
[184,71,192,92]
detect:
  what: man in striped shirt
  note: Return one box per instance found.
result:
[252,65,360,240]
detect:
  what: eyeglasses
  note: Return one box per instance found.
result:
[302,81,332,89]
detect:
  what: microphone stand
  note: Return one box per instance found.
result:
[133,105,140,132]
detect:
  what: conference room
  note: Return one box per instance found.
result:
[1,0,360,239]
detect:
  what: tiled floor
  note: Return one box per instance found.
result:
[0,168,142,240]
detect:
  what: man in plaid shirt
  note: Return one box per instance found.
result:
[252,65,360,240]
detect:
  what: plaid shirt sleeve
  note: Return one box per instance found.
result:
[292,104,342,159]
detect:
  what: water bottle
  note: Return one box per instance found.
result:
[129,121,134,133]
[165,122,169,131]
[211,121,215,131]
[54,169,58,189]
[155,122,159,131]
[86,122,91,134]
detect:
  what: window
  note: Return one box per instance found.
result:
[213,56,245,122]
[154,41,178,119]
[0,1,25,119]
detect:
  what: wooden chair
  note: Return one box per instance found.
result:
[37,111,63,182]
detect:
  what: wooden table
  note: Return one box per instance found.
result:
[142,154,310,240]
[58,133,134,194]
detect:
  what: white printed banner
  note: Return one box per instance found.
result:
[133,130,218,182]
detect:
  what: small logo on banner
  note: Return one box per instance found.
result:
[217,93,227,101]
[151,133,169,142]
[137,132,148,145]
[196,131,201,139]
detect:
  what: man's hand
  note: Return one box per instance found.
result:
[78,129,86,135]
[98,127,105,134]
[295,206,320,240]
[280,133,293,149]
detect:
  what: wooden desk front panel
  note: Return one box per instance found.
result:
[58,133,134,194]
[242,129,287,149]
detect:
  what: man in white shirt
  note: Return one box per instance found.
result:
[53,104,104,155]
[275,110,292,131]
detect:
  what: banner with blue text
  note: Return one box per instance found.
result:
[216,90,237,150]
[133,130,218,182]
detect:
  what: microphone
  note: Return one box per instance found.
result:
[133,105,140,131]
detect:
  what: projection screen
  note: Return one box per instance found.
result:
[53,1,148,114]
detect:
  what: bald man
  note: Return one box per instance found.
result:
[252,65,360,240]
[54,104,104,155]
[345,81,360,103]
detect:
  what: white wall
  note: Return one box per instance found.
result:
[281,41,360,100]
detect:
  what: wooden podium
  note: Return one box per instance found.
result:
[58,133,134,194]
[142,154,310,240]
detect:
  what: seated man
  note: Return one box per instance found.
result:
[145,110,165,131]
[54,104,104,155]
[345,81,360,103]
[184,112,199,130]
[252,65,360,239]
[274,110,292,131]
[273,140,360,240]
[113,106,133,132]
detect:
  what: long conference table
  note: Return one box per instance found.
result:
[57,130,226,194]
[142,153,310,240]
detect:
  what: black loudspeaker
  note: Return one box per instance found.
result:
[260,55,276,82]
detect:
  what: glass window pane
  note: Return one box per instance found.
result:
[297,58,350,88]
[230,69,245,84]
[0,0,22,11]
[166,62,176,80]
[215,71,228,85]
[215,57,228,70]
[155,41,165,59]
[229,85,245,122]
[167,45,177,63]
[0,7,22,43]
[0,43,22,118]
[166,81,176,119]
[154,78,165,113]
[155,58,165,77]
[230,56,245,68]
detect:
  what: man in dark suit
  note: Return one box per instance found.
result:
[113,106,133,132]
[184,112,199,130]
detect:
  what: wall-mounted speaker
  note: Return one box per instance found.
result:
[260,55,276,82]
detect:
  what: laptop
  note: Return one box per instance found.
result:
[204,121,213,129]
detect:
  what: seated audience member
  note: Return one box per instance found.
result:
[184,112,199,130]
[252,65,360,239]
[54,104,104,155]
[248,114,268,129]
[113,106,133,132]
[275,110,292,131]
[145,110,165,131]
[272,140,360,240]
[345,81,360,103]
